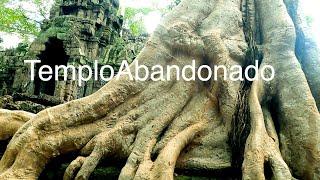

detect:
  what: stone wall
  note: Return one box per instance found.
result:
[0,0,147,113]
[0,43,30,95]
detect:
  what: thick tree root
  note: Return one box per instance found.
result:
[242,81,292,179]
[253,0,320,178]
[64,122,204,180]
[0,109,35,141]
[284,0,320,110]
[150,122,204,179]
[0,75,205,179]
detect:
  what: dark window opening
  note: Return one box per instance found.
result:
[62,6,78,15]
[95,23,102,31]
[35,38,69,96]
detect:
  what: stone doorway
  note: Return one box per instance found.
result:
[35,38,69,96]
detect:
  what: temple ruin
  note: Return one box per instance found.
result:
[0,0,146,112]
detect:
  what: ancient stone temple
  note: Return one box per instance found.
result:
[0,0,146,112]
[27,0,123,101]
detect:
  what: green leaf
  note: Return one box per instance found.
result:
[0,0,52,39]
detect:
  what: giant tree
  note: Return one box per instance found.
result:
[0,0,320,179]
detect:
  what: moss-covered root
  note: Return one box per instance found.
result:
[0,109,34,141]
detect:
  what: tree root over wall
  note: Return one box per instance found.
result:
[0,0,320,179]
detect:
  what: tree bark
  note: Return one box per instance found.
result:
[0,0,319,179]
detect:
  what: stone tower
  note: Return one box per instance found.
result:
[23,0,123,101]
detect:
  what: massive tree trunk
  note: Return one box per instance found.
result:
[0,0,319,179]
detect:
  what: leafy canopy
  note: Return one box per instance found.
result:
[123,7,153,36]
[0,0,51,38]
